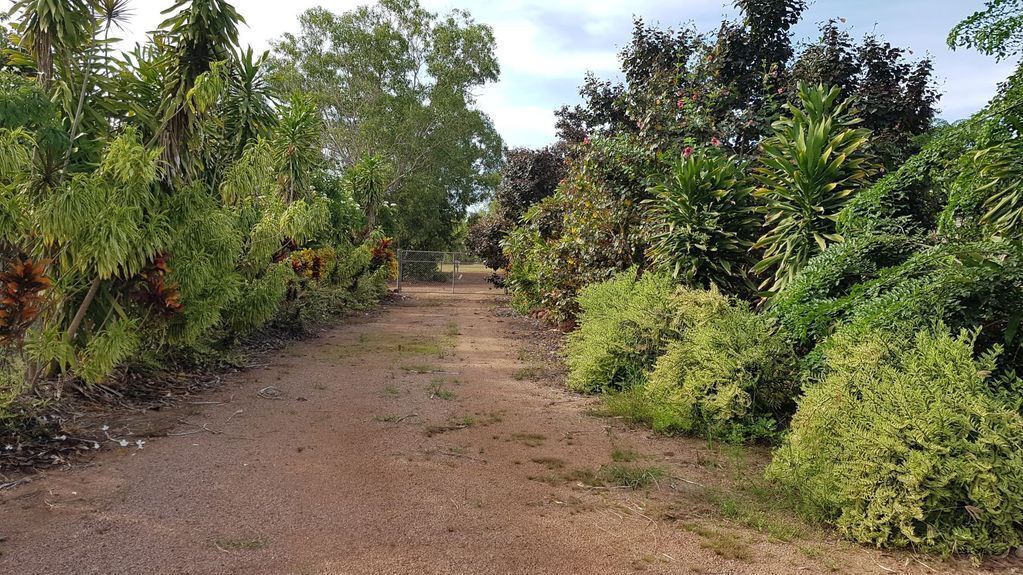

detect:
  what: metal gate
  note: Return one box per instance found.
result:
[396,250,492,293]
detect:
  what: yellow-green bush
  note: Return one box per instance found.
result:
[566,269,678,392]
[643,301,798,442]
[767,326,1023,554]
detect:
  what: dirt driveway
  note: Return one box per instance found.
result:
[0,286,1017,575]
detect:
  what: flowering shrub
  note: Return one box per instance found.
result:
[503,135,659,323]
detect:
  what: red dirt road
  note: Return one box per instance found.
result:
[0,287,1016,574]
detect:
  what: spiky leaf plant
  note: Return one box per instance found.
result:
[753,83,877,295]
[644,149,759,294]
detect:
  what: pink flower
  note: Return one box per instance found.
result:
[683,146,694,159]
[676,98,685,109]
[711,137,721,147]
[583,135,591,145]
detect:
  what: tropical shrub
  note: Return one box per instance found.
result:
[643,292,798,442]
[768,326,1023,554]
[495,146,566,221]
[566,270,677,392]
[644,149,759,295]
[465,208,510,270]
[753,83,877,294]
[770,233,921,348]
[503,135,659,323]
[0,0,399,415]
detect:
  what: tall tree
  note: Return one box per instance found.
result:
[949,0,1023,60]
[269,0,503,250]
[791,21,939,167]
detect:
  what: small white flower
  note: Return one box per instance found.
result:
[101,425,109,432]
[4,445,13,451]
[117,439,129,448]
[92,442,100,450]
[55,435,67,441]
[135,440,146,450]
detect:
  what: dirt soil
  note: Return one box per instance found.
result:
[1,286,1021,575]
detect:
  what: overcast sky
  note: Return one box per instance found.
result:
[7,0,1017,148]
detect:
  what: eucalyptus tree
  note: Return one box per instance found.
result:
[269,0,503,249]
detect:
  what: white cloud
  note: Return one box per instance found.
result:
[490,19,619,78]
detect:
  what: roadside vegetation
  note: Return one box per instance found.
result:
[0,0,498,461]
[470,0,1023,558]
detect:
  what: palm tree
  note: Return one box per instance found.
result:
[225,47,277,158]
[347,154,393,240]
[7,0,94,88]
[273,94,321,203]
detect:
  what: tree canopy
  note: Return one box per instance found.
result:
[270,0,503,250]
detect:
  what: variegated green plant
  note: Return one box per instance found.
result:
[753,83,877,295]
[644,150,759,294]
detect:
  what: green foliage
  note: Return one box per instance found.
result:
[644,149,759,294]
[465,207,509,270]
[768,326,1023,554]
[566,270,677,393]
[949,0,1023,60]
[345,153,392,238]
[503,135,659,323]
[790,21,939,168]
[753,83,878,294]
[270,0,503,249]
[770,234,920,347]
[643,290,797,442]
[495,146,565,222]
[967,138,1023,239]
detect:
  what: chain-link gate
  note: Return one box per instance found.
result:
[396,250,492,293]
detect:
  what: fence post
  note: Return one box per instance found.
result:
[396,249,403,293]
[451,253,457,293]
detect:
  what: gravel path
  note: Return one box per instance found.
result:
[0,287,1012,574]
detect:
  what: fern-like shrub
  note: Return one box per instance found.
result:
[566,270,677,393]
[643,294,798,442]
[767,326,1023,555]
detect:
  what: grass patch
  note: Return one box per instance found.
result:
[400,363,442,373]
[682,524,753,561]
[598,386,657,427]
[530,456,566,470]
[373,414,401,423]
[611,447,640,462]
[445,321,460,337]
[510,432,546,447]
[427,381,456,400]
[395,337,444,356]
[513,365,544,381]
[566,464,666,489]
[425,415,475,436]
[706,480,814,542]
[382,384,402,397]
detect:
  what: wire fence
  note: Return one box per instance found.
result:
[396,250,492,293]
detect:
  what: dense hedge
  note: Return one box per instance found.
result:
[768,327,1023,554]
[644,299,797,442]
[566,270,677,392]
